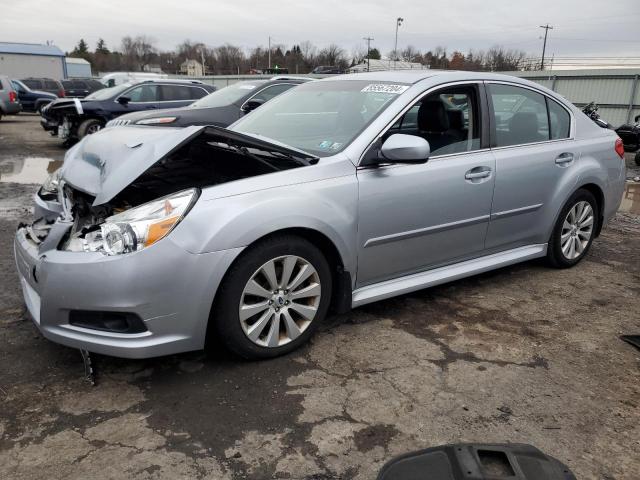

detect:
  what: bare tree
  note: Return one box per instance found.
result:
[401,45,420,63]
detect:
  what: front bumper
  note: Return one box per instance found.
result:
[14,224,243,358]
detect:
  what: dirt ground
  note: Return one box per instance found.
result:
[1,115,639,480]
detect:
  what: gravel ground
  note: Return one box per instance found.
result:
[1,115,639,480]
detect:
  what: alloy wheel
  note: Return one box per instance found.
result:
[239,255,321,348]
[560,200,594,260]
[87,124,102,134]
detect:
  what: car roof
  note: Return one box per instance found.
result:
[137,79,209,86]
[317,70,535,85]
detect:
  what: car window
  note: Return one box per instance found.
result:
[11,80,24,92]
[232,80,402,157]
[547,98,571,140]
[124,84,159,102]
[160,84,192,101]
[44,80,58,90]
[489,84,550,147]
[71,80,86,89]
[189,87,209,99]
[388,86,481,156]
[190,81,266,108]
[249,84,294,103]
[22,79,40,89]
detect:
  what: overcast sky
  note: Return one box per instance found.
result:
[3,0,639,64]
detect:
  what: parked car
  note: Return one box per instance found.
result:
[106,77,309,128]
[0,74,22,119]
[16,71,625,360]
[312,65,343,74]
[10,79,57,113]
[21,77,65,97]
[615,114,640,165]
[40,79,216,142]
[61,78,104,98]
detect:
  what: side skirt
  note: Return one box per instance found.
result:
[351,244,547,308]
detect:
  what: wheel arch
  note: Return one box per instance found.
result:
[204,227,353,351]
[577,182,605,236]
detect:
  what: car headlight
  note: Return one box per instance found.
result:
[135,117,177,125]
[82,189,199,255]
[41,168,62,195]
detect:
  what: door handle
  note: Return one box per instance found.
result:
[555,152,574,165]
[465,170,491,180]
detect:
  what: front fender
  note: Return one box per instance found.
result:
[171,175,359,275]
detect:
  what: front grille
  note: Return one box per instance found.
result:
[106,119,132,127]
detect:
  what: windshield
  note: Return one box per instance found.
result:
[230,80,406,157]
[85,83,132,100]
[191,81,266,108]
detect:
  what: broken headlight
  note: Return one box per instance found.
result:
[81,189,198,255]
[41,168,62,195]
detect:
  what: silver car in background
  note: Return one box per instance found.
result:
[15,71,626,359]
[0,74,22,119]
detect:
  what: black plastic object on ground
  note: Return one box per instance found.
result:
[377,443,576,480]
[621,335,640,351]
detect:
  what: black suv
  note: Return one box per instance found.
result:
[40,79,216,143]
[10,79,57,113]
[21,77,65,97]
[106,77,308,129]
[61,78,105,98]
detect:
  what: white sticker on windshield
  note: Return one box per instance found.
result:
[361,84,409,94]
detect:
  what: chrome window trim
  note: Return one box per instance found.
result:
[357,80,485,167]
[484,80,575,140]
[239,83,297,111]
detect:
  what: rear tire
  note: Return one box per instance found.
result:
[77,118,103,139]
[546,189,598,268]
[210,235,332,359]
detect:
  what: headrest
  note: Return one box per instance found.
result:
[418,100,449,132]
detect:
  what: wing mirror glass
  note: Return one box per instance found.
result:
[117,96,131,105]
[379,134,430,164]
[242,98,265,113]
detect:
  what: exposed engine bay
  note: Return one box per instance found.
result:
[28,127,318,256]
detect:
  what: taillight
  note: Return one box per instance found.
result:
[615,138,625,159]
[59,89,65,98]
[9,91,17,103]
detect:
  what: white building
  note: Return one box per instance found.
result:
[0,42,66,79]
[180,59,204,77]
[347,58,428,73]
[65,57,92,78]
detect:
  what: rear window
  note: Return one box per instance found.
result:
[160,84,192,101]
[22,79,41,89]
[62,80,73,89]
[190,87,209,99]
[44,80,59,90]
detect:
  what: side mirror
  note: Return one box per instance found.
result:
[379,134,430,164]
[117,96,131,105]
[242,98,265,113]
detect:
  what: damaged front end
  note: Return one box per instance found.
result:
[15,124,317,357]
[40,99,85,138]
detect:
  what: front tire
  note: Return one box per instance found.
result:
[211,235,332,359]
[547,189,598,268]
[77,118,103,139]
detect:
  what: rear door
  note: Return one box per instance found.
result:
[356,82,496,286]
[484,82,575,251]
[117,84,160,114]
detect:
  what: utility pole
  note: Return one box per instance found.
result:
[363,36,374,72]
[268,36,272,70]
[394,17,404,68]
[200,48,206,76]
[539,24,553,70]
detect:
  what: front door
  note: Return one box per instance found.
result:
[356,83,495,287]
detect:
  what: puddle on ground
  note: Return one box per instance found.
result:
[620,182,640,214]
[0,157,62,184]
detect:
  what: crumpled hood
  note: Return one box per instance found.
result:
[60,125,205,205]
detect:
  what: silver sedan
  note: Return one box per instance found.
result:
[15,71,625,359]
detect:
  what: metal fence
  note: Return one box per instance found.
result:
[169,69,640,128]
[507,69,640,127]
